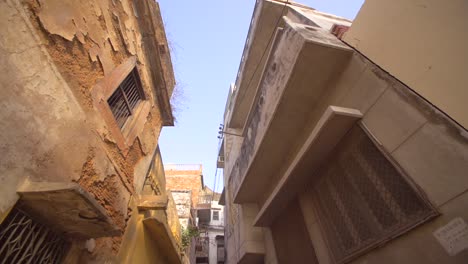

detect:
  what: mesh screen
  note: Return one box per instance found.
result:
[312,125,436,263]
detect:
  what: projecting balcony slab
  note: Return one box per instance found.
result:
[254,106,362,226]
[143,212,182,264]
[232,17,353,204]
[17,181,120,238]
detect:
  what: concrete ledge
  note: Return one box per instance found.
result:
[254,106,362,226]
[238,252,264,264]
[137,194,168,211]
[17,180,121,238]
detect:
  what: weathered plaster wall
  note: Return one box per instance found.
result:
[0,0,96,221]
[224,186,241,264]
[229,19,305,200]
[344,0,468,130]
[1,0,175,261]
[172,191,192,219]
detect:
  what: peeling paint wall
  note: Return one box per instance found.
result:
[1,0,175,261]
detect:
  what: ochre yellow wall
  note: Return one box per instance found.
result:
[119,212,169,263]
[344,0,468,129]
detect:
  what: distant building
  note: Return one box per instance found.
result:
[219,0,468,264]
[198,188,225,264]
[165,164,225,264]
[166,164,205,230]
[0,0,183,263]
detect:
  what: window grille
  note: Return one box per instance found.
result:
[0,208,68,264]
[107,68,145,128]
[312,125,436,263]
[213,211,219,221]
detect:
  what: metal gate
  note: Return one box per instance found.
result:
[0,208,68,264]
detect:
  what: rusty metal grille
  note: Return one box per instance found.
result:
[0,208,68,264]
[312,125,436,263]
[107,68,145,128]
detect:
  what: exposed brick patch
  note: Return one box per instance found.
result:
[330,24,350,40]
[77,150,126,230]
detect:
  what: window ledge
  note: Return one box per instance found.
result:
[254,106,362,227]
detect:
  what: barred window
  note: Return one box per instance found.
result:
[312,125,437,263]
[0,208,68,264]
[107,67,145,128]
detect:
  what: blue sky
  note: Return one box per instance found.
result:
[158,0,364,193]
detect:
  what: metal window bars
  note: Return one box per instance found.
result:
[0,208,68,264]
[107,68,145,128]
[312,125,437,263]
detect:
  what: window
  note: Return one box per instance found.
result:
[107,67,145,129]
[0,208,68,263]
[312,125,436,263]
[213,210,219,221]
[92,57,152,151]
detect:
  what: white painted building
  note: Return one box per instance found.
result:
[197,194,225,264]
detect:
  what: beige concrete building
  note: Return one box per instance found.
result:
[219,0,468,263]
[0,0,184,263]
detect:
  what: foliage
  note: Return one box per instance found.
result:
[181,226,199,250]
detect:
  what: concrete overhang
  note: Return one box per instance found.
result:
[219,188,226,205]
[233,18,353,204]
[17,181,121,238]
[254,106,362,226]
[228,0,285,129]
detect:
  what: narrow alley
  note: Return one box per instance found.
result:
[0,0,467,263]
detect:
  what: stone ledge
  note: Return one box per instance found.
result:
[17,180,121,238]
